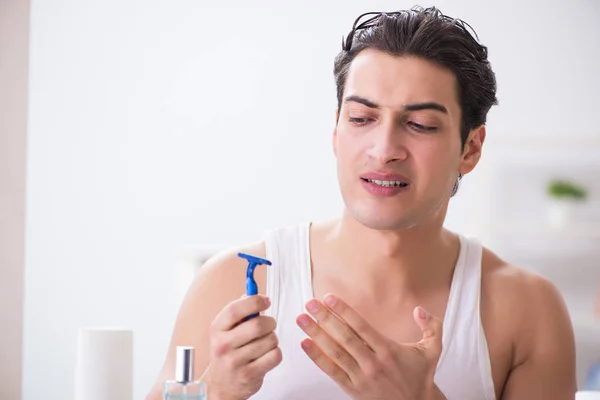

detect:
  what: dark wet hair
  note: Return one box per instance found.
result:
[334,6,498,148]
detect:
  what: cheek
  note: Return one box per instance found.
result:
[335,133,367,194]
[335,131,364,166]
[413,140,459,182]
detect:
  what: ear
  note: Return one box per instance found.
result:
[333,109,340,157]
[459,125,486,175]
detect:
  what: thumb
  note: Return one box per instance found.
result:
[412,306,443,361]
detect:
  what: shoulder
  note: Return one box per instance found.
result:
[200,241,267,276]
[480,247,562,306]
[195,241,268,297]
[480,246,568,322]
[479,245,575,366]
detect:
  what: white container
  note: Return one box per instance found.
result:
[577,391,600,399]
[74,327,134,400]
[546,198,580,230]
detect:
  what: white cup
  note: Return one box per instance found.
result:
[577,391,600,400]
[74,327,134,400]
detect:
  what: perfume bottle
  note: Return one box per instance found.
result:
[163,346,206,399]
[584,360,600,390]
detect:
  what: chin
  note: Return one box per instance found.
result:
[350,208,420,231]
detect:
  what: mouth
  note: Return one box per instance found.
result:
[361,178,409,188]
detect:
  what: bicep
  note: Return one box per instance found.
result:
[501,276,577,399]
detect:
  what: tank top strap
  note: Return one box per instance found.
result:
[437,234,483,368]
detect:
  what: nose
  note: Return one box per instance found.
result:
[365,119,408,165]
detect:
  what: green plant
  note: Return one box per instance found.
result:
[546,179,588,200]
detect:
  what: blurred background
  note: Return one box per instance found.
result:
[1,0,599,398]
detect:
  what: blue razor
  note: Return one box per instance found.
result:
[238,252,272,319]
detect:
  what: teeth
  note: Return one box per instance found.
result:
[367,179,407,187]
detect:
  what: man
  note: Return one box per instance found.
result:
[147,6,576,400]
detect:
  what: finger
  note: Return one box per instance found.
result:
[412,306,443,361]
[212,295,271,331]
[247,346,283,376]
[236,332,279,364]
[304,298,374,367]
[321,294,386,353]
[300,338,352,387]
[229,316,277,349]
[296,313,360,377]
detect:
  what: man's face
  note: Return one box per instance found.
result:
[334,49,479,230]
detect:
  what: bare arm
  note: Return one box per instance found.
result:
[145,242,268,400]
[501,274,577,399]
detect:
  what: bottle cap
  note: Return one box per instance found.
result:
[175,346,194,383]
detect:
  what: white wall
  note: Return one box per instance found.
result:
[0,0,29,398]
[23,0,600,399]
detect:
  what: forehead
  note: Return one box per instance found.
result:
[343,49,460,113]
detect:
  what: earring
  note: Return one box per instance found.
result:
[451,173,463,197]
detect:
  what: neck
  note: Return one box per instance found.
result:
[325,208,459,303]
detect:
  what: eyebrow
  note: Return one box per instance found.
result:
[344,95,448,114]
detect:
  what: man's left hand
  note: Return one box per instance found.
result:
[296,294,446,400]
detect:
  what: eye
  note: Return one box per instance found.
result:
[408,121,437,132]
[348,117,372,126]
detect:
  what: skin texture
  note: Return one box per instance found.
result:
[146,50,576,400]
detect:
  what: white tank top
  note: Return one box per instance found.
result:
[253,223,496,400]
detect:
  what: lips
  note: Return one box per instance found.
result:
[363,179,408,187]
[360,172,411,186]
[360,171,411,197]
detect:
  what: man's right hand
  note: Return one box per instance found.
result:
[205,294,282,400]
